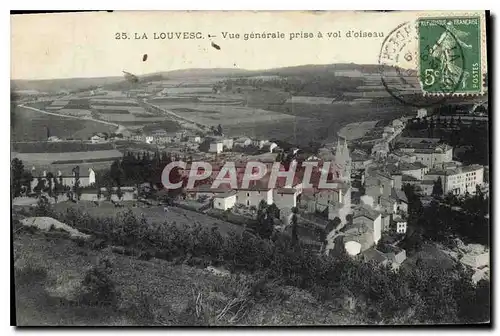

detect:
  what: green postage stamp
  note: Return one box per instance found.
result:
[418,16,484,95]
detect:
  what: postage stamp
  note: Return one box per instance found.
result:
[418,17,484,95]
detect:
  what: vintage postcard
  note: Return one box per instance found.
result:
[11,11,490,326]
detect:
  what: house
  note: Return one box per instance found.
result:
[394,161,427,180]
[185,185,232,200]
[253,139,269,149]
[423,164,484,195]
[47,136,61,142]
[187,135,202,143]
[394,217,407,234]
[396,138,453,169]
[416,108,428,119]
[131,134,145,142]
[381,212,391,231]
[389,150,417,164]
[418,180,435,196]
[90,134,106,144]
[351,150,372,170]
[311,183,351,215]
[362,247,389,266]
[30,166,96,190]
[364,168,395,200]
[273,187,299,210]
[234,137,252,148]
[341,205,382,252]
[378,244,407,267]
[391,188,408,215]
[209,136,233,150]
[220,138,234,150]
[209,141,224,154]
[235,183,273,208]
[371,140,389,158]
[213,191,237,210]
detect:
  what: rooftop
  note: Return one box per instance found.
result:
[391,188,408,203]
[363,247,388,264]
[402,174,418,182]
[428,164,484,176]
[275,188,297,194]
[353,205,381,221]
[214,190,237,198]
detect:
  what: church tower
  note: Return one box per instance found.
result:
[335,137,351,183]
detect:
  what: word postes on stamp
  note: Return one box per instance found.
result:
[418,16,483,95]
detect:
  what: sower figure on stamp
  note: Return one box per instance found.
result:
[430,22,472,90]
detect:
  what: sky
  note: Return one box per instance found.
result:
[11,10,486,80]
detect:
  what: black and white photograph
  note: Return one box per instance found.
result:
[10,10,490,326]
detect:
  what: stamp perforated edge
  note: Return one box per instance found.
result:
[416,11,488,97]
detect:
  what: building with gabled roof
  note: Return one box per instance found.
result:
[235,181,273,208]
[423,164,484,195]
[213,190,237,210]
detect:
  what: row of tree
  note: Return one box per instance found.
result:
[403,183,489,248]
[11,158,82,201]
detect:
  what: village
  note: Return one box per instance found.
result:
[12,97,490,286]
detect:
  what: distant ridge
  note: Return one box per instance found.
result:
[11,63,418,93]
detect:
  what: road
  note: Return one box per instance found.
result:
[18,104,122,129]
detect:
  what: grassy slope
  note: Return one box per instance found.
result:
[11,105,117,142]
[52,201,244,236]
[13,230,363,326]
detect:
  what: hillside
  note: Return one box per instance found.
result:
[13,228,362,326]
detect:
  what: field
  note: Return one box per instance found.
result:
[156,103,296,126]
[285,96,336,105]
[13,149,123,165]
[248,96,417,144]
[12,142,114,153]
[145,83,419,144]
[337,121,380,141]
[11,105,118,142]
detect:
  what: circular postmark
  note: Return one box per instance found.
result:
[379,21,466,108]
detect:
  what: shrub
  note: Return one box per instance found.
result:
[20,203,488,324]
[78,258,119,307]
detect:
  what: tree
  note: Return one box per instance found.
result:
[33,177,46,195]
[267,203,280,219]
[216,124,223,136]
[72,166,82,201]
[254,200,274,240]
[432,177,444,199]
[11,158,25,197]
[116,186,124,201]
[110,160,124,187]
